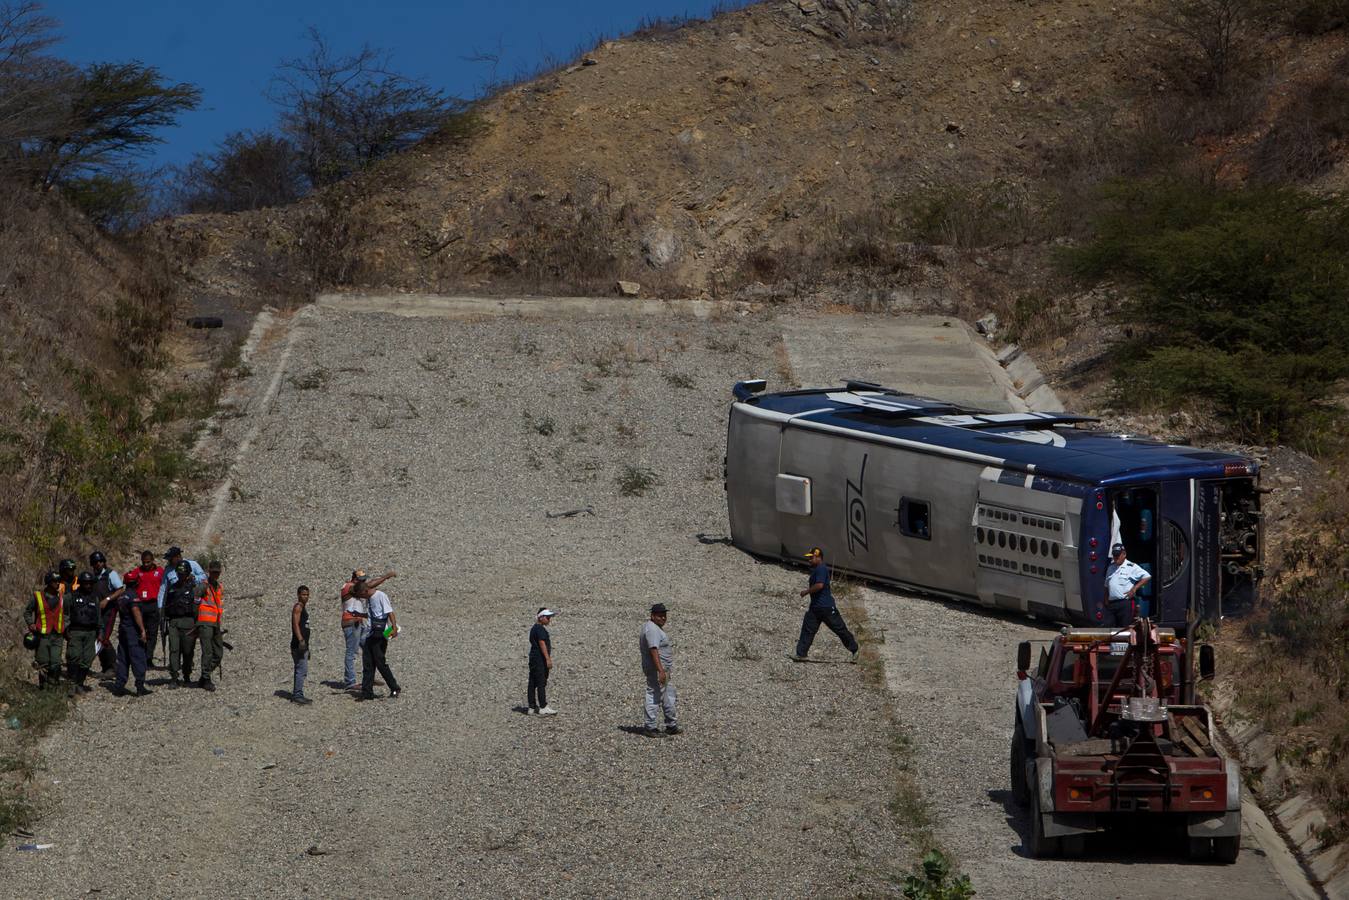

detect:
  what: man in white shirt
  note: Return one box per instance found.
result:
[1104,543,1151,628]
[357,581,401,700]
[340,569,394,690]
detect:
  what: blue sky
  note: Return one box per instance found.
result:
[44,1,744,169]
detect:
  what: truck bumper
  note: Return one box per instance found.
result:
[1187,810,1241,839]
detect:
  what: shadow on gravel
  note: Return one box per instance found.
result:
[319,680,348,692]
[990,788,1232,865]
[616,725,664,738]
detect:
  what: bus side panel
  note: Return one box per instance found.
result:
[777,428,982,597]
[776,426,860,566]
[726,405,784,557]
[975,474,1083,621]
[866,445,982,599]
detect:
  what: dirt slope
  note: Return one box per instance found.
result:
[161,0,1166,300]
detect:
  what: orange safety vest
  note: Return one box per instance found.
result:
[197,583,223,624]
[33,589,63,635]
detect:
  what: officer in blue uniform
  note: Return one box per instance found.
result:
[113,571,152,697]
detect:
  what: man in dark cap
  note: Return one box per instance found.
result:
[113,569,151,697]
[64,571,102,693]
[89,551,124,673]
[794,547,859,663]
[25,572,66,689]
[639,603,679,736]
[162,559,203,687]
[1104,543,1151,628]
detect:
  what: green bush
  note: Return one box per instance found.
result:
[902,850,975,900]
[1063,178,1349,448]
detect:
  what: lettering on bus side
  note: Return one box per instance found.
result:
[846,454,869,556]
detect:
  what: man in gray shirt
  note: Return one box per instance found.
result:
[640,603,680,736]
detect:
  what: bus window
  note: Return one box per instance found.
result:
[899,498,931,540]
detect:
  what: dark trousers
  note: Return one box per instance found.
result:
[528,657,549,710]
[115,623,147,690]
[361,632,400,697]
[1106,601,1134,628]
[796,606,859,657]
[139,605,160,664]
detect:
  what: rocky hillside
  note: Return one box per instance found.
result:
[158,0,1209,302]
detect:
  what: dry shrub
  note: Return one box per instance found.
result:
[1251,54,1349,182]
[1228,470,1349,842]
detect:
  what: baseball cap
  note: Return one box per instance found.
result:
[804,547,823,558]
[650,602,668,615]
[164,546,183,560]
[537,608,555,619]
[352,569,369,583]
[1110,543,1126,557]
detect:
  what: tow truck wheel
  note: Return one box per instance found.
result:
[1028,775,1060,859]
[1213,835,1241,864]
[1010,718,1030,807]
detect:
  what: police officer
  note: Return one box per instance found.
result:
[195,562,224,692]
[64,572,102,694]
[25,572,66,689]
[89,551,124,674]
[162,560,201,688]
[1104,543,1151,628]
[57,558,77,596]
[113,570,151,697]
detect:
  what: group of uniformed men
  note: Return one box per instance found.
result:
[23,546,226,697]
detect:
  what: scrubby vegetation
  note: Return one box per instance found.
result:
[1063,179,1349,451]
[1226,475,1349,843]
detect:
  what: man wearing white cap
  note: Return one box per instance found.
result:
[1104,543,1150,628]
[527,608,556,716]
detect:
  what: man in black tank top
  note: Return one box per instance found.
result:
[291,586,312,705]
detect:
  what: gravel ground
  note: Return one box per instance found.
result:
[7,308,913,897]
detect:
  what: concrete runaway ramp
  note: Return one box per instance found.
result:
[780,313,1024,412]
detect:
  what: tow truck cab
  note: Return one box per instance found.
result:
[1012,626,1241,862]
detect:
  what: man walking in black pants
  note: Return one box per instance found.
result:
[795,547,859,662]
[527,608,556,716]
[358,580,401,700]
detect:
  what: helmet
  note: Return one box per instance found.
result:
[22,631,38,650]
[89,551,106,566]
[175,560,191,576]
[43,571,60,586]
[77,571,96,586]
[58,558,76,574]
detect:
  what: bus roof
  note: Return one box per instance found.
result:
[739,385,1258,485]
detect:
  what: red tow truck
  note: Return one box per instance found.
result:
[1011,619,1242,862]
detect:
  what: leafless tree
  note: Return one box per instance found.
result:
[270,28,463,188]
[171,130,304,213]
[0,2,75,172]
[1151,0,1258,95]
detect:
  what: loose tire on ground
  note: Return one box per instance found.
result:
[1011,717,1030,807]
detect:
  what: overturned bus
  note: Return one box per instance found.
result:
[725,380,1262,628]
